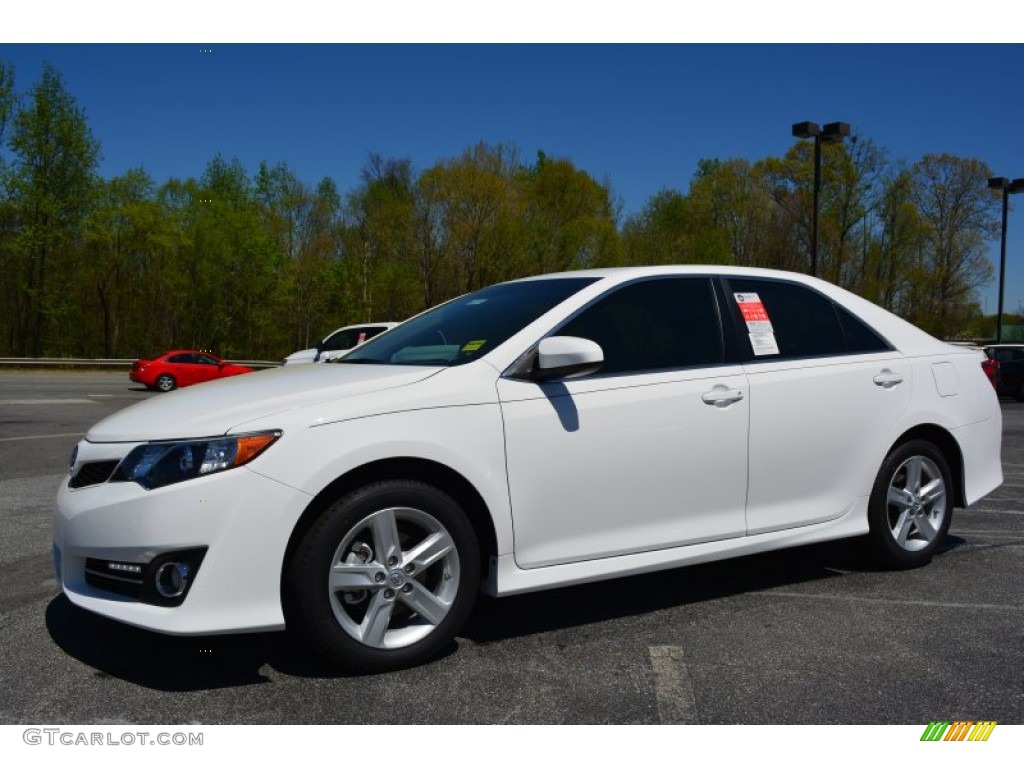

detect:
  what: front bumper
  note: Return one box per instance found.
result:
[54,455,312,635]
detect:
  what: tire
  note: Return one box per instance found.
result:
[866,440,953,569]
[156,374,176,392]
[286,480,480,672]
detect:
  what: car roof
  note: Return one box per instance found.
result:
[324,322,399,336]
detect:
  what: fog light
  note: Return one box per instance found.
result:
[154,561,191,598]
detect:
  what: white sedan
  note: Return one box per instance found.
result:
[54,266,1003,672]
[281,322,398,365]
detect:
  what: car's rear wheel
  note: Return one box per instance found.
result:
[286,480,480,672]
[866,440,953,568]
[155,374,176,392]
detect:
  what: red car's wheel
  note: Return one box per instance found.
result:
[156,374,176,392]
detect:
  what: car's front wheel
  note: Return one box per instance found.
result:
[866,440,953,568]
[286,480,480,672]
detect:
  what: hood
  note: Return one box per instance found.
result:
[284,347,350,364]
[87,363,443,442]
[283,347,319,364]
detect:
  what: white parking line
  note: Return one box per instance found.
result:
[952,530,1024,539]
[764,592,1024,611]
[648,646,698,724]
[0,432,83,443]
[966,508,1024,515]
[0,399,96,405]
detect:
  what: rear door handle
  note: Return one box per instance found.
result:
[702,387,744,407]
[873,370,904,389]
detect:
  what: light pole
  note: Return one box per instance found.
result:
[987,177,1024,343]
[792,121,851,277]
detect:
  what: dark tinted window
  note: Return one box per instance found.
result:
[322,328,365,351]
[324,325,391,351]
[195,354,219,365]
[729,278,845,359]
[556,278,722,375]
[836,304,890,353]
[992,347,1024,363]
[167,354,192,364]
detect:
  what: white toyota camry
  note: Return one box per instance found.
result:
[54,266,1003,672]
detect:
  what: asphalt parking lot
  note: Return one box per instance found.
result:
[0,370,1021,724]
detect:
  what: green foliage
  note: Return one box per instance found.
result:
[5,63,100,356]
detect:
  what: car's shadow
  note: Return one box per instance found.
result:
[46,535,968,691]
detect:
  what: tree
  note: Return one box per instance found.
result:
[81,169,166,356]
[519,152,621,273]
[621,189,696,265]
[344,154,417,322]
[909,154,998,336]
[6,63,100,355]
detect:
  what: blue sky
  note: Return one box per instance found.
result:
[2,43,1023,313]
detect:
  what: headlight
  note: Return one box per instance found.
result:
[110,431,281,490]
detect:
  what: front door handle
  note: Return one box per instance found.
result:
[702,387,745,407]
[873,370,904,389]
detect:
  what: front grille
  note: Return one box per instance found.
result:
[85,558,145,598]
[69,460,120,489]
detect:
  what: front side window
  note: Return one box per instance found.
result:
[341,278,599,366]
[555,278,723,375]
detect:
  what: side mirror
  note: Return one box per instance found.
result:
[532,336,604,381]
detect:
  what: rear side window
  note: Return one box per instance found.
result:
[727,279,892,360]
[361,326,390,341]
[729,278,846,359]
[556,278,723,375]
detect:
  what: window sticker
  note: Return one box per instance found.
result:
[461,339,487,353]
[748,332,780,356]
[734,292,780,356]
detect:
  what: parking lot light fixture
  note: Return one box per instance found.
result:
[988,176,1024,343]
[792,121,851,278]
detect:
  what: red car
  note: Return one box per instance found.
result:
[129,351,254,392]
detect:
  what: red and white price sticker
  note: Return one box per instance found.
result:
[733,292,779,356]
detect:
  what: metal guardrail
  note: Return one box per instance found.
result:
[0,357,281,369]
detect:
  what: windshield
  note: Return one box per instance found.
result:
[338,278,599,366]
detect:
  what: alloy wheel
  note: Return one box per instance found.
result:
[886,455,947,552]
[327,506,460,649]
